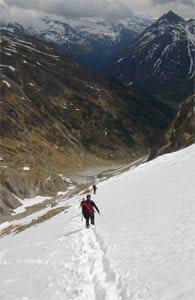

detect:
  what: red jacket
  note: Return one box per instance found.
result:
[81,200,100,215]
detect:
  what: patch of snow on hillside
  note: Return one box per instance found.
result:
[12,195,53,215]
[0,64,16,71]
[138,31,156,49]
[6,38,59,58]
[20,196,52,208]
[153,57,162,71]
[0,222,11,232]
[3,47,17,53]
[161,44,172,57]
[2,80,10,88]
[185,24,195,79]
[15,38,33,45]
[23,166,30,171]
[4,52,11,56]
[117,57,124,63]
[57,191,68,196]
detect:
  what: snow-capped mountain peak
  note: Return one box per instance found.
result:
[108,11,195,103]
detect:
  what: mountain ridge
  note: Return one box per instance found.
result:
[107,11,195,104]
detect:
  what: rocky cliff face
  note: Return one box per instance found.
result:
[107,11,195,104]
[0,30,174,216]
[149,95,195,159]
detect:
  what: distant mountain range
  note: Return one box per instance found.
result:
[0,15,152,71]
[1,11,194,105]
[107,11,195,104]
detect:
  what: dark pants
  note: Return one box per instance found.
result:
[83,212,95,227]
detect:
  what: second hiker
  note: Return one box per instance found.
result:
[92,183,97,194]
[80,194,100,228]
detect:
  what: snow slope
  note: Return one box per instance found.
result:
[0,144,195,300]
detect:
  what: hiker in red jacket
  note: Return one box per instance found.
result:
[93,183,97,194]
[80,194,100,228]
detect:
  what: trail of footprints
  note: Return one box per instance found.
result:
[58,218,129,300]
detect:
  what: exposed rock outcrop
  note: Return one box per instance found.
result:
[149,95,195,159]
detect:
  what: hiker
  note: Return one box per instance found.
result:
[80,194,100,228]
[92,183,97,194]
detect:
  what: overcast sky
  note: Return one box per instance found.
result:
[0,0,194,25]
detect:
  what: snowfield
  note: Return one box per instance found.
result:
[0,144,195,300]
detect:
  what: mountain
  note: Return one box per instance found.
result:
[0,15,153,71]
[149,95,195,159]
[0,29,174,216]
[107,11,195,104]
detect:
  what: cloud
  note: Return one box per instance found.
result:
[151,0,194,6]
[0,0,193,24]
[150,0,195,18]
[2,0,133,22]
[0,0,44,25]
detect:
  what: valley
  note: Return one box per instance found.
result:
[0,10,194,225]
[0,28,173,218]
